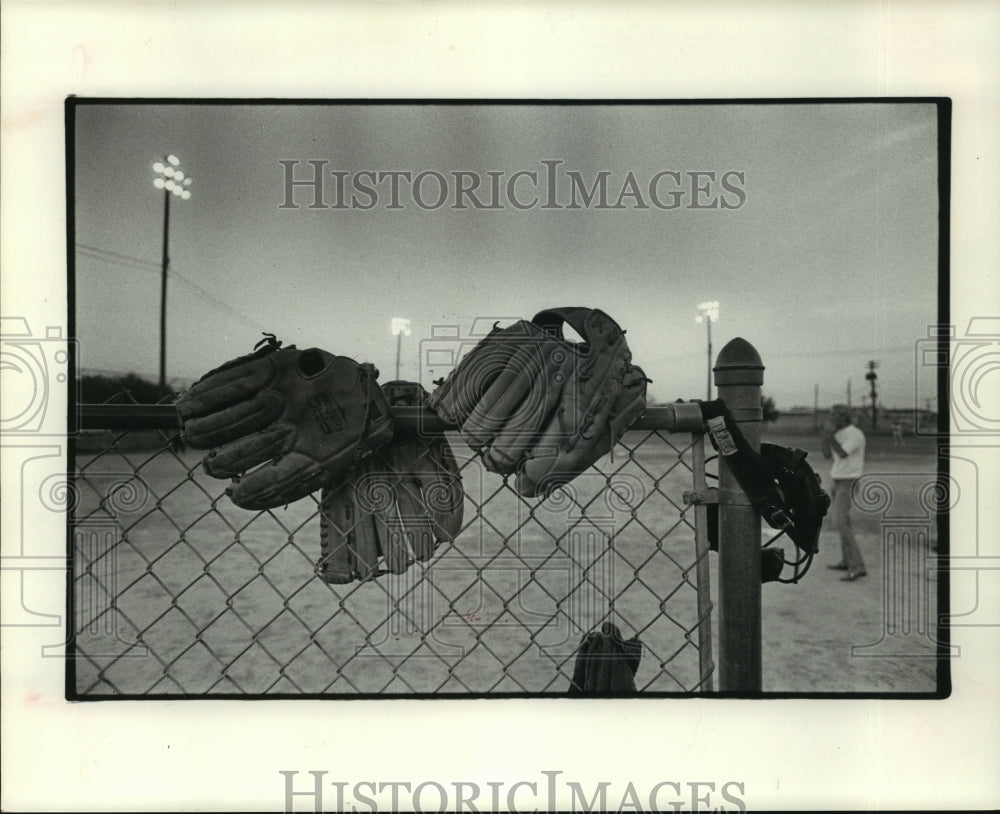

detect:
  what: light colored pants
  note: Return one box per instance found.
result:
[831,478,865,571]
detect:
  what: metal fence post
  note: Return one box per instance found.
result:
[713,337,764,691]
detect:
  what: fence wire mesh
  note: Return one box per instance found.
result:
[70,392,715,696]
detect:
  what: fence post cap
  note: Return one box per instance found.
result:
[713,337,764,386]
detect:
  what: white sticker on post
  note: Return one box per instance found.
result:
[706,415,739,456]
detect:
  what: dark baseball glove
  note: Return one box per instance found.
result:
[699,399,830,555]
[568,622,642,694]
[176,334,393,511]
[427,307,649,497]
[317,381,464,583]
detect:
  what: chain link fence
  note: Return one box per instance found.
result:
[70,392,717,696]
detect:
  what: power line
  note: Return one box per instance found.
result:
[75,243,160,269]
[169,268,269,333]
[766,344,918,359]
[76,247,160,275]
[75,245,268,333]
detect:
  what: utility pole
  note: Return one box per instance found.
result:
[866,360,879,429]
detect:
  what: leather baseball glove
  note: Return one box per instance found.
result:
[317,381,464,583]
[176,334,393,511]
[427,307,649,497]
[567,622,642,694]
[699,398,830,555]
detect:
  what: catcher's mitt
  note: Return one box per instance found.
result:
[698,398,831,583]
[699,399,830,555]
[427,307,649,497]
[317,381,464,583]
[176,334,393,511]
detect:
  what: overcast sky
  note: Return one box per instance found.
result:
[73,102,940,410]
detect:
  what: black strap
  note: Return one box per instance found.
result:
[699,399,830,554]
[698,399,787,526]
[531,307,626,345]
[531,307,593,340]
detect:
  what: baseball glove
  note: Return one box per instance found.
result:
[317,381,464,583]
[427,307,649,498]
[699,399,830,555]
[176,334,393,511]
[567,622,642,694]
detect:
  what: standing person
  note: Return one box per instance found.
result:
[821,405,867,581]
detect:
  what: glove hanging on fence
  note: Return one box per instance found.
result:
[698,398,831,583]
[176,334,394,511]
[317,381,464,583]
[567,622,643,694]
[427,307,650,498]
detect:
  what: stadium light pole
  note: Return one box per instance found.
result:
[695,301,720,400]
[391,317,412,380]
[866,359,879,429]
[152,154,193,389]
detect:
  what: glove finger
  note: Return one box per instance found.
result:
[452,338,522,422]
[461,335,551,451]
[182,390,284,449]
[228,447,351,510]
[352,466,409,574]
[517,412,611,496]
[419,441,465,540]
[568,631,596,693]
[428,335,515,424]
[374,512,411,574]
[392,478,438,562]
[318,482,381,583]
[518,359,621,496]
[623,636,643,677]
[348,462,387,579]
[609,658,638,692]
[374,438,463,547]
[587,634,615,691]
[176,354,277,419]
[607,365,649,440]
[351,512,382,581]
[202,422,295,478]
[318,483,358,583]
[484,350,570,476]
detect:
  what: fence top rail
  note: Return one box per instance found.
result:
[78,401,706,434]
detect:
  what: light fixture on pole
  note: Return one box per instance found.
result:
[391,317,412,380]
[152,154,193,388]
[695,300,720,400]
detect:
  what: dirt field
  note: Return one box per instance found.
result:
[71,427,943,697]
[756,429,943,694]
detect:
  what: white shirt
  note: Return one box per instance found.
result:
[831,424,865,480]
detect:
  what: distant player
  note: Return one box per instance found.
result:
[821,405,867,581]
